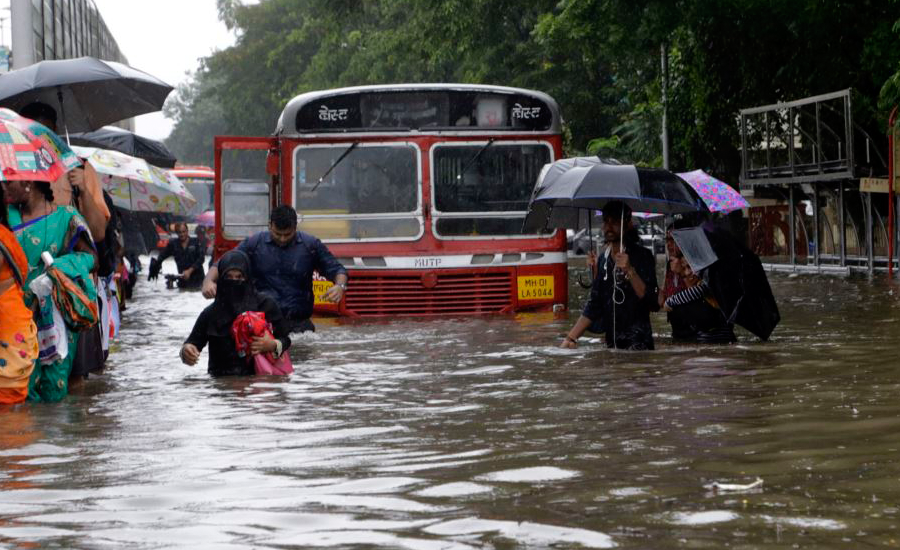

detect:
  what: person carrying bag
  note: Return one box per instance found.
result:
[180,250,291,376]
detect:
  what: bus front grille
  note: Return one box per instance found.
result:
[344,270,513,316]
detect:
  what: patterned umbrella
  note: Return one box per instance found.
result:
[70,145,196,215]
[0,107,80,182]
[196,210,215,227]
[675,169,749,213]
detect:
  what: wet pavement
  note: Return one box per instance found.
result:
[2,257,900,549]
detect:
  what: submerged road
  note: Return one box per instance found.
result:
[1,258,900,548]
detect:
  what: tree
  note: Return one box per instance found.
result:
[167,0,900,185]
[164,68,230,166]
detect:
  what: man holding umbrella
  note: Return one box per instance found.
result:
[561,201,659,350]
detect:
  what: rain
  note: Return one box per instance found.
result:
[2,1,900,549]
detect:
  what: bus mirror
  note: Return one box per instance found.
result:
[266,147,280,176]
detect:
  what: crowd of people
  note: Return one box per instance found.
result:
[2,102,772,399]
[561,200,772,350]
[181,205,347,374]
[176,199,764,376]
[1,102,138,404]
[1,100,351,400]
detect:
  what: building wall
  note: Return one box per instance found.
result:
[10,0,126,68]
[9,0,132,129]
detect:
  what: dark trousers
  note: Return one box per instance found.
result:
[70,323,104,380]
[287,317,316,333]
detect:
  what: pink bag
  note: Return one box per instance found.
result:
[253,352,294,376]
[231,311,294,376]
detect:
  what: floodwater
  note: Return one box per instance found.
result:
[2,258,900,549]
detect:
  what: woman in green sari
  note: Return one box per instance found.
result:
[1,179,97,402]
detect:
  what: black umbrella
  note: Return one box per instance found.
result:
[70,126,177,168]
[524,157,707,232]
[523,156,708,259]
[0,56,173,134]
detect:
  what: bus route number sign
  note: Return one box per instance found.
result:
[313,280,333,304]
[517,275,554,300]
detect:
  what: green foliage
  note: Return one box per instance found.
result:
[164,69,230,166]
[167,0,900,182]
[879,12,900,119]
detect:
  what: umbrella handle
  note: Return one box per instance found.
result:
[56,87,71,146]
[71,180,81,204]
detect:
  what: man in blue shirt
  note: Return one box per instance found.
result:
[202,205,348,332]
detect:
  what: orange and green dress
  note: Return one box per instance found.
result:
[8,205,96,402]
[0,225,39,404]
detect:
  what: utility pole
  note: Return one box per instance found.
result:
[0,7,9,48]
[661,42,670,170]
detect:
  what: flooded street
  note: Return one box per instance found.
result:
[2,258,900,549]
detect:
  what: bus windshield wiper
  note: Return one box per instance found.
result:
[311,142,359,192]
[456,138,495,181]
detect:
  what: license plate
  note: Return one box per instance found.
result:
[517,275,554,300]
[313,280,333,304]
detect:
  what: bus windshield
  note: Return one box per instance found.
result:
[294,143,420,240]
[432,142,551,237]
[182,177,214,215]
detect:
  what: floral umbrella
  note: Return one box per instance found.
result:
[70,145,195,215]
[0,107,80,182]
[675,169,749,213]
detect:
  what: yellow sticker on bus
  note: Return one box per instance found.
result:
[517,275,554,300]
[313,280,333,304]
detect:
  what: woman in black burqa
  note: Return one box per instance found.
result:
[180,250,291,376]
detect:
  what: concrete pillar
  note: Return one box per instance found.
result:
[789,186,796,266]
[813,182,819,266]
[839,183,846,266]
[866,192,874,276]
[10,0,34,69]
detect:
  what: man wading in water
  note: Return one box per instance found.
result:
[560,201,659,350]
[202,205,347,333]
[150,222,205,289]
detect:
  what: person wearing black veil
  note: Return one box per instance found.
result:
[180,250,291,376]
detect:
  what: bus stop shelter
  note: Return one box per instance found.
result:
[739,89,898,275]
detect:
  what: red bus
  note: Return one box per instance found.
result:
[213,84,566,317]
[171,165,215,218]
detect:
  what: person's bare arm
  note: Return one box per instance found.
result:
[180,343,200,365]
[321,272,348,302]
[68,168,110,239]
[201,264,219,299]
[561,315,593,348]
